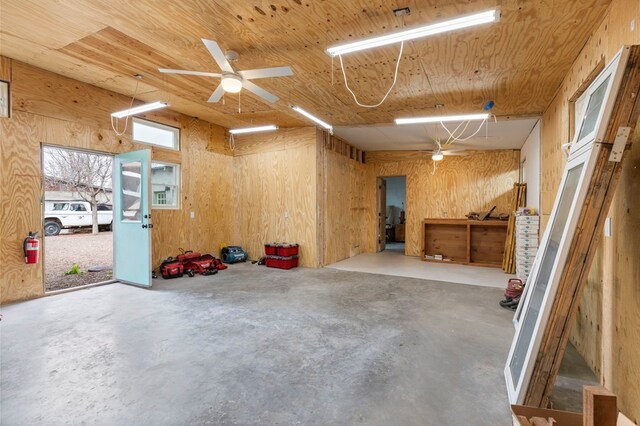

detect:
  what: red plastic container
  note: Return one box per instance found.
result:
[265,255,299,270]
[264,243,278,256]
[277,244,299,257]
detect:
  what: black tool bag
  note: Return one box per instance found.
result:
[160,257,184,279]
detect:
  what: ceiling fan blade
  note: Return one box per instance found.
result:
[242,80,279,103]
[158,68,222,78]
[207,84,225,103]
[239,66,293,80]
[201,39,234,73]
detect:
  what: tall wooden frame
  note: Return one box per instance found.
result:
[505,45,640,406]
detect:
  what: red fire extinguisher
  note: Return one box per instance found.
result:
[23,232,40,264]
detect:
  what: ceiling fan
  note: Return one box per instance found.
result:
[158,39,293,104]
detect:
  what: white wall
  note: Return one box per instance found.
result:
[520,121,541,210]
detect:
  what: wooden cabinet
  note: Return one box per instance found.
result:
[395,224,405,242]
[421,218,508,268]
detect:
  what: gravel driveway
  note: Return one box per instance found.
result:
[44,232,113,291]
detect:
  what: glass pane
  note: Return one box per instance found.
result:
[577,75,611,141]
[121,161,142,222]
[151,162,178,207]
[509,163,584,385]
[133,119,178,149]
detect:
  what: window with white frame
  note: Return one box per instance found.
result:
[132,117,180,150]
[151,162,180,209]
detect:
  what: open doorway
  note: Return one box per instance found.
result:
[377,176,406,253]
[42,146,114,292]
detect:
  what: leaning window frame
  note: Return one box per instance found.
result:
[132,117,181,151]
[150,160,181,210]
[504,46,630,405]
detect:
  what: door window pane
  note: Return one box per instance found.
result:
[121,161,142,222]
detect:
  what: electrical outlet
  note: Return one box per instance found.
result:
[190,211,195,219]
[284,211,289,219]
[631,19,635,32]
[442,211,448,217]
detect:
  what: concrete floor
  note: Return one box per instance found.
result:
[328,247,515,289]
[0,265,516,425]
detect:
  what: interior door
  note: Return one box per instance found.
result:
[113,149,152,287]
[377,177,386,252]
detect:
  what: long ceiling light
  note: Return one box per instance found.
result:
[395,113,489,125]
[229,125,278,135]
[291,106,333,133]
[327,10,499,56]
[111,101,168,118]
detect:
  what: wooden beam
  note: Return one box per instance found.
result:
[583,386,617,426]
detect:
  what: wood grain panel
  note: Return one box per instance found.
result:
[0,0,613,128]
[232,128,318,268]
[322,148,369,265]
[0,112,45,303]
[1,60,233,304]
[538,0,640,419]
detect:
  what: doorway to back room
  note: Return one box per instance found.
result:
[42,146,114,292]
[380,176,406,254]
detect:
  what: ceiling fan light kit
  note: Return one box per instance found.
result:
[158,39,293,104]
[229,125,278,135]
[326,9,499,56]
[221,74,243,93]
[291,105,333,133]
[395,113,490,125]
[111,101,169,118]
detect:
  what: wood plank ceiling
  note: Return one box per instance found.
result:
[0,0,611,129]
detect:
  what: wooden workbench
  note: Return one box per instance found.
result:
[421,218,508,268]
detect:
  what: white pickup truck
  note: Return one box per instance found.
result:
[44,201,113,236]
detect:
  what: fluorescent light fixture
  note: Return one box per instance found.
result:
[221,75,243,93]
[229,125,278,135]
[432,152,444,161]
[291,106,333,133]
[327,10,499,56]
[395,113,489,125]
[111,101,168,118]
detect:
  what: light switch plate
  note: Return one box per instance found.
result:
[604,217,612,237]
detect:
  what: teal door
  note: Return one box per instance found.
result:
[113,149,152,287]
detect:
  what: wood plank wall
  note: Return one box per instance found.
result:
[319,132,373,265]
[231,128,318,267]
[0,58,233,304]
[364,150,520,257]
[539,0,640,420]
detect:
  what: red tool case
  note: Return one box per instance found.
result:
[177,251,201,263]
[160,258,184,279]
[183,254,216,274]
[265,255,299,270]
[277,244,299,257]
[264,243,299,257]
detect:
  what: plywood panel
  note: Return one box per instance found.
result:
[0,0,612,128]
[0,60,233,304]
[232,128,318,268]
[364,150,520,257]
[323,148,369,265]
[0,112,45,302]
